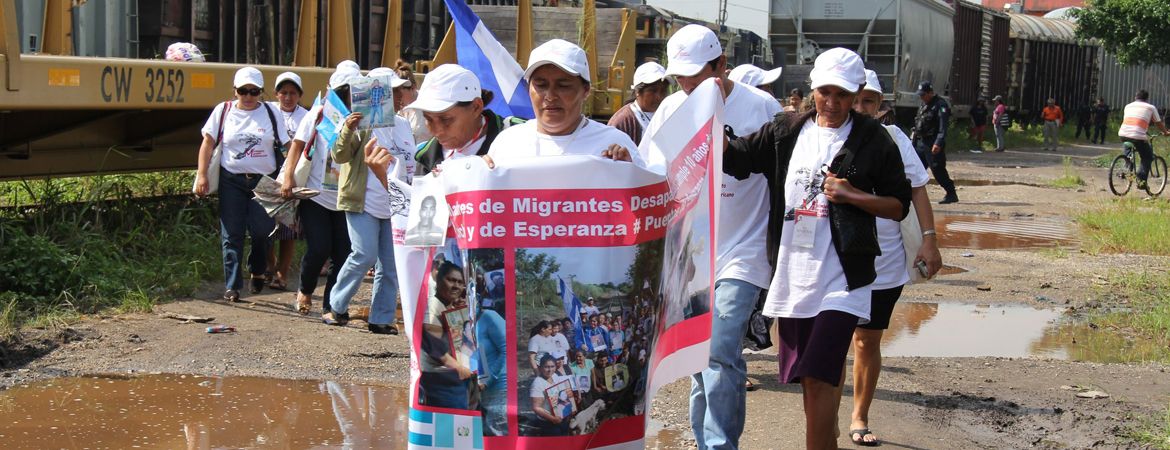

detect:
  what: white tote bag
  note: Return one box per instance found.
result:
[193,101,231,196]
[291,108,325,188]
[900,202,926,283]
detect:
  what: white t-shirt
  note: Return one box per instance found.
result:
[1119,101,1162,140]
[872,125,930,290]
[643,81,781,288]
[763,118,871,321]
[363,116,415,219]
[295,104,340,210]
[201,101,291,175]
[550,333,571,361]
[530,374,573,401]
[487,118,647,168]
[269,101,308,147]
[528,334,557,362]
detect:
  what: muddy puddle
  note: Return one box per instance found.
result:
[0,374,408,449]
[937,215,1076,249]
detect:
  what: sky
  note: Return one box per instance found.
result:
[646,0,771,39]
[535,246,638,286]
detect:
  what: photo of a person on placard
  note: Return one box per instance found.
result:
[404,194,446,246]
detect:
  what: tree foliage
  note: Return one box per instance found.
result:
[514,248,561,308]
[1073,0,1170,66]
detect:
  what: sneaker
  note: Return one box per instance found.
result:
[939,196,959,205]
[223,289,241,303]
[1138,180,1149,190]
[368,324,399,335]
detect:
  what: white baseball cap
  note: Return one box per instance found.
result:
[328,67,361,89]
[665,24,723,77]
[337,60,361,72]
[728,64,783,87]
[368,67,411,88]
[404,64,482,113]
[809,47,866,93]
[233,67,263,88]
[525,39,590,82]
[631,62,667,89]
[862,69,883,94]
[274,71,303,91]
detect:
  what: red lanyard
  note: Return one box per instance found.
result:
[445,119,488,160]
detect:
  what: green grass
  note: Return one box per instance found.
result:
[1047,156,1087,189]
[0,171,221,338]
[1076,198,1170,255]
[1093,270,1170,353]
[1126,401,1170,450]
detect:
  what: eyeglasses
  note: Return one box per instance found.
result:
[236,87,262,96]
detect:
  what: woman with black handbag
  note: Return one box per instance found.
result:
[194,67,291,302]
[723,48,911,450]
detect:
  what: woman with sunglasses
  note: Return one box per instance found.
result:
[195,67,291,303]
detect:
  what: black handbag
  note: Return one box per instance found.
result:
[827,146,880,256]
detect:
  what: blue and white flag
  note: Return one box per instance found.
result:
[408,408,484,450]
[316,89,350,149]
[557,276,583,331]
[443,0,535,119]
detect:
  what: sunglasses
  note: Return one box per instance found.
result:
[236,87,262,96]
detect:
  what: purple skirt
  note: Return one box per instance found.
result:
[776,310,859,387]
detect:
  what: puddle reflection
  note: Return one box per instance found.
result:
[0,375,408,449]
[937,216,1075,249]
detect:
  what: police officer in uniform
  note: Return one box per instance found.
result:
[912,81,959,204]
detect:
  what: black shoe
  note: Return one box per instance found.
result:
[939,196,959,205]
[249,277,265,294]
[368,324,398,335]
[224,289,241,303]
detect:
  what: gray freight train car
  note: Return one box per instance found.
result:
[1005,13,1098,126]
[769,0,954,111]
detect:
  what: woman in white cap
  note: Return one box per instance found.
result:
[195,66,291,302]
[484,39,644,167]
[321,71,415,335]
[607,61,669,144]
[392,59,434,144]
[848,69,942,447]
[265,71,309,291]
[723,48,911,450]
[280,64,359,317]
[407,64,524,175]
[727,63,783,96]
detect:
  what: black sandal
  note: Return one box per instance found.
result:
[249,276,266,294]
[850,428,880,447]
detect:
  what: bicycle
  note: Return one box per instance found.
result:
[1109,135,1168,196]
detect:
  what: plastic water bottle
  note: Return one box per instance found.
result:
[206,325,236,333]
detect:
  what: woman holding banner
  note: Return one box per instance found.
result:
[483,39,644,168]
[724,48,911,450]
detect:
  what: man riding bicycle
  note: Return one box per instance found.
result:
[1119,89,1170,190]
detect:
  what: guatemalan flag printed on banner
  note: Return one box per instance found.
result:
[409,409,484,450]
[443,0,535,119]
[557,276,583,331]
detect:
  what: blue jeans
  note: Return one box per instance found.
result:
[218,169,275,291]
[329,211,398,325]
[690,278,760,450]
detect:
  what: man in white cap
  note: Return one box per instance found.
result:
[638,23,781,450]
[723,47,911,450]
[727,64,782,96]
[405,64,525,175]
[848,69,941,447]
[485,39,644,167]
[607,61,670,143]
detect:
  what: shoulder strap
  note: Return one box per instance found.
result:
[262,102,282,145]
[215,101,231,145]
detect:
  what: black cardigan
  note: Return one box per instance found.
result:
[724,110,912,290]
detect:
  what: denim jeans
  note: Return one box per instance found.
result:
[298,200,352,312]
[330,211,398,325]
[480,383,508,437]
[994,124,1007,151]
[1123,138,1155,182]
[689,278,760,450]
[218,169,275,291]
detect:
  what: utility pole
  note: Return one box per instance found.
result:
[717,0,728,29]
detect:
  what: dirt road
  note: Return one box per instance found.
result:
[2,142,1168,449]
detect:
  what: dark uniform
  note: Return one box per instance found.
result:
[912,81,958,203]
[1091,100,1110,144]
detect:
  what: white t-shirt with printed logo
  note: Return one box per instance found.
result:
[295,104,340,210]
[487,118,646,169]
[1119,101,1162,140]
[641,81,782,288]
[764,118,871,322]
[201,102,291,175]
[269,101,308,150]
[872,125,930,290]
